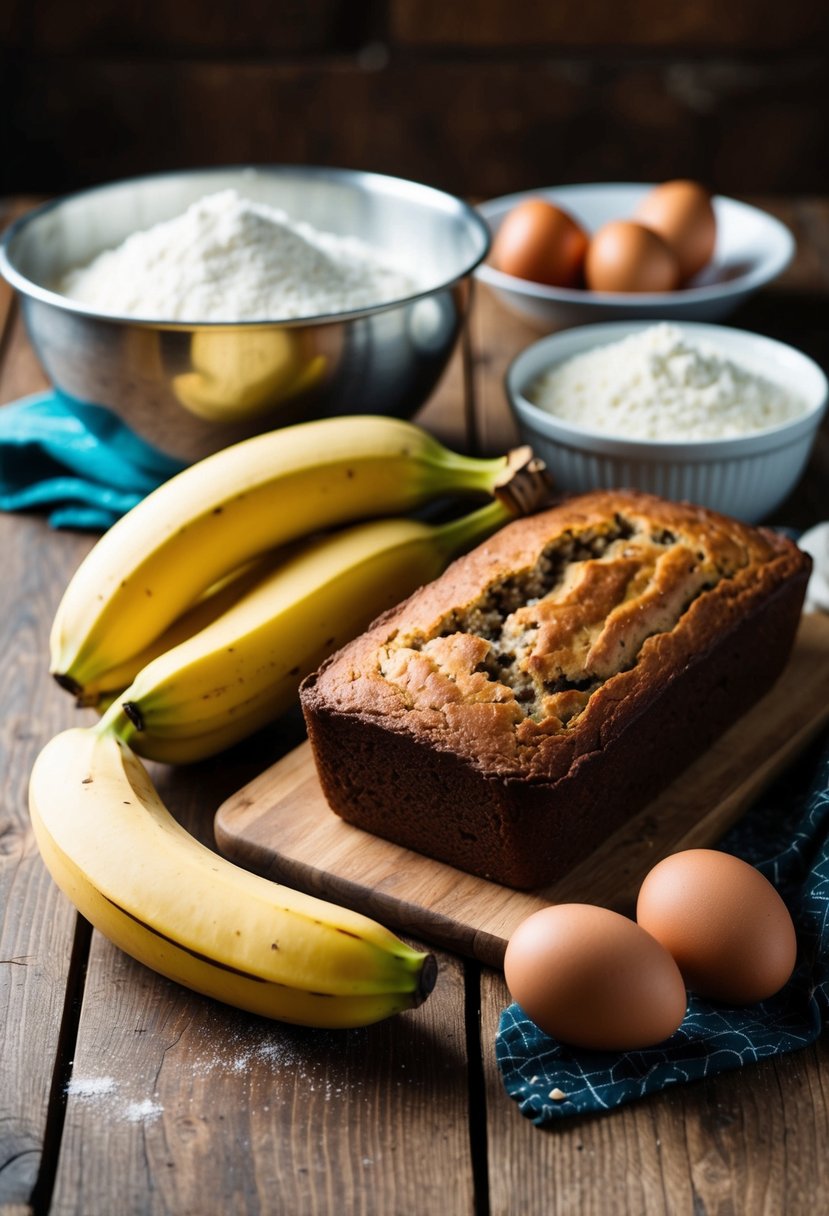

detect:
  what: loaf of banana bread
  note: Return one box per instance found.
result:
[300,491,811,890]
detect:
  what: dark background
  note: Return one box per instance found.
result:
[2,0,828,200]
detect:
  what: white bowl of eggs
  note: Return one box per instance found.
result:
[506,320,828,523]
[476,182,795,329]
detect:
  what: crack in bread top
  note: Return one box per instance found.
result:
[304,491,792,777]
[377,510,750,739]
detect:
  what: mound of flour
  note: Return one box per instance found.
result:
[59,189,418,322]
[529,323,807,441]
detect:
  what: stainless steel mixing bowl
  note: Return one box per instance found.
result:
[0,166,490,461]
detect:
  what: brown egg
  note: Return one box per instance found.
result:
[634,180,717,282]
[490,199,589,288]
[636,849,797,1005]
[584,220,680,293]
[503,903,687,1051]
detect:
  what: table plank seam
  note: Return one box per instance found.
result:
[464,959,492,1216]
[27,915,92,1216]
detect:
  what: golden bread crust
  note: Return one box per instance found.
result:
[301,491,810,888]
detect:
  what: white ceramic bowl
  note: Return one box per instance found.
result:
[506,321,828,523]
[476,183,795,329]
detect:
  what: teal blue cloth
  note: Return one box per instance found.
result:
[496,729,829,1123]
[0,391,185,530]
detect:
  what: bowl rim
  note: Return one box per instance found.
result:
[506,319,829,459]
[0,164,492,329]
[475,182,795,305]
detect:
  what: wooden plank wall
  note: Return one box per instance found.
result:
[2,0,828,197]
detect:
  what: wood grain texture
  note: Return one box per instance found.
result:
[38,675,476,1212]
[6,0,828,56]
[11,0,347,55]
[480,965,829,1215]
[51,927,472,1215]
[389,0,829,49]
[5,57,828,198]
[5,0,828,198]
[413,330,468,452]
[0,310,49,404]
[0,199,91,1210]
[0,510,93,1211]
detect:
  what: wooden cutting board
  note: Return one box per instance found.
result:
[215,612,829,968]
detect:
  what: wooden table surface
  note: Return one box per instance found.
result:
[1,196,828,1216]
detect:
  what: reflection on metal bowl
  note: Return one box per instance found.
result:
[0,166,490,461]
[172,330,328,423]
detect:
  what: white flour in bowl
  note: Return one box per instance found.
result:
[59,189,419,322]
[528,323,808,440]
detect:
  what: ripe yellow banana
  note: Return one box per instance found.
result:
[97,499,512,762]
[76,552,286,708]
[29,727,436,1027]
[50,416,512,696]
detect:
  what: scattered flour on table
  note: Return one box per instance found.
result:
[124,1099,164,1123]
[66,1076,163,1123]
[62,1020,415,1121]
[528,322,808,440]
[189,1026,357,1101]
[59,189,419,322]
[65,1076,116,1098]
[188,1018,416,1107]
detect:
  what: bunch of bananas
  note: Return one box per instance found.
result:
[32,415,553,1027]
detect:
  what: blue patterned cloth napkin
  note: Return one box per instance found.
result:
[0,390,184,530]
[496,728,829,1124]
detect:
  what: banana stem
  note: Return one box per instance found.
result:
[433,440,557,510]
[95,700,138,748]
[493,447,558,515]
[433,499,514,562]
[431,447,509,498]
